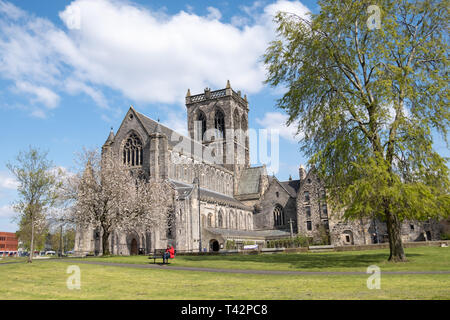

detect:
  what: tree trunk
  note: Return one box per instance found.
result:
[385,209,407,262]
[28,214,34,263]
[102,230,110,256]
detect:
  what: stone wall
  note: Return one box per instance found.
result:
[255,178,297,233]
[296,170,330,243]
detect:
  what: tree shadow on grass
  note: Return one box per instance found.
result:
[178,252,423,270]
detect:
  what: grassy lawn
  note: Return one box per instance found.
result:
[69,246,450,272]
[0,257,28,264]
[0,259,448,300]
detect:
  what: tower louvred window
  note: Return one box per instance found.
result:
[123,133,143,166]
[198,111,207,141]
[214,110,225,139]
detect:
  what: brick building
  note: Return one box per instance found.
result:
[0,232,18,254]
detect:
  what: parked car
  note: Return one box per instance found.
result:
[45,251,56,256]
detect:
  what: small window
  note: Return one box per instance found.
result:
[345,235,350,243]
[276,191,279,198]
[305,206,311,218]
[307,178,311,184]
[306,221,312,231]
[321,204,328,217]
[304,191,310,202]
[410,224,414,231]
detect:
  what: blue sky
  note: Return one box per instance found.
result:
[0,0,321,232]
[0,0,448,232]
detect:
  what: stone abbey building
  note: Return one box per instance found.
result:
[74,82,441,255]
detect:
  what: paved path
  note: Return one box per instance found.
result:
[48,259,450,276]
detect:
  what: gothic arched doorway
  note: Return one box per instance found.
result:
[130,238,138,255]
[209,239,220,252]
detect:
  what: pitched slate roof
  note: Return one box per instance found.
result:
[134,110,196,149]
[133,109,208,157]
[279,180,300,197]
[133,110,233,174]
[168,179,251,210]
[237,166,265,195]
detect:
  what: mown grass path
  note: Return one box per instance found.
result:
[62,246,450,273]
[53,259,450,275]
[0,259,449,299]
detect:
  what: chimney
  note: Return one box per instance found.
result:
[299,164,306,180]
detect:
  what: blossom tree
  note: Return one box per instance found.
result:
[66,149,176,255]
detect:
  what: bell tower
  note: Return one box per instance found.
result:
[185,80,250,174]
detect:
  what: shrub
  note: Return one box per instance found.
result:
[225,240,236,250]
[440,233,450,240]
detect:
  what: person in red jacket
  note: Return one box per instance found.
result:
[163,245,175,264]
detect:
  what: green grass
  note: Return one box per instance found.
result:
[0,247,448,299]
[0,256,28,264]
[0,259,449,299]
[70,247,450,272]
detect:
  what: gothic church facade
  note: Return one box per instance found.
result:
[74,82,441,255]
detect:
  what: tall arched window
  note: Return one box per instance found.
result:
[233,109,240,141]
[241,115,248,131]
[273,205,284,227]
[214,109,225,139]
[123,133,143,167]
[218,211,223,228]
[197,111,207,141]
[208,213,213,227]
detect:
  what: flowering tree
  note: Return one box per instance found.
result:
[66,149,176,255]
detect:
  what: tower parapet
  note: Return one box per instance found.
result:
[185,85,249,110]
[185,80,250,174]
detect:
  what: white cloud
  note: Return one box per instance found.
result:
[0,0,311,115]
[0,0,24,20]
[263,0,310,20]
[64,79,109,109]
[161,112,188,137]
[256,112,301,143]
[206,7,222,20]
[0,205,16,219]
[30,109,47,119]
[13,81,60,109]
[0,172,19,190]
[0,1,25,20]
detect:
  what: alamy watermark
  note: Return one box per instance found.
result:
[367,5,381,30]
[170,125,281,174]
[366,265,381,289]
[66,265,81,290]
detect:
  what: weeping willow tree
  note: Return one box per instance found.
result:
[264,0,449,261]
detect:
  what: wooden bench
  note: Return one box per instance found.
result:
[148,249,175,264]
